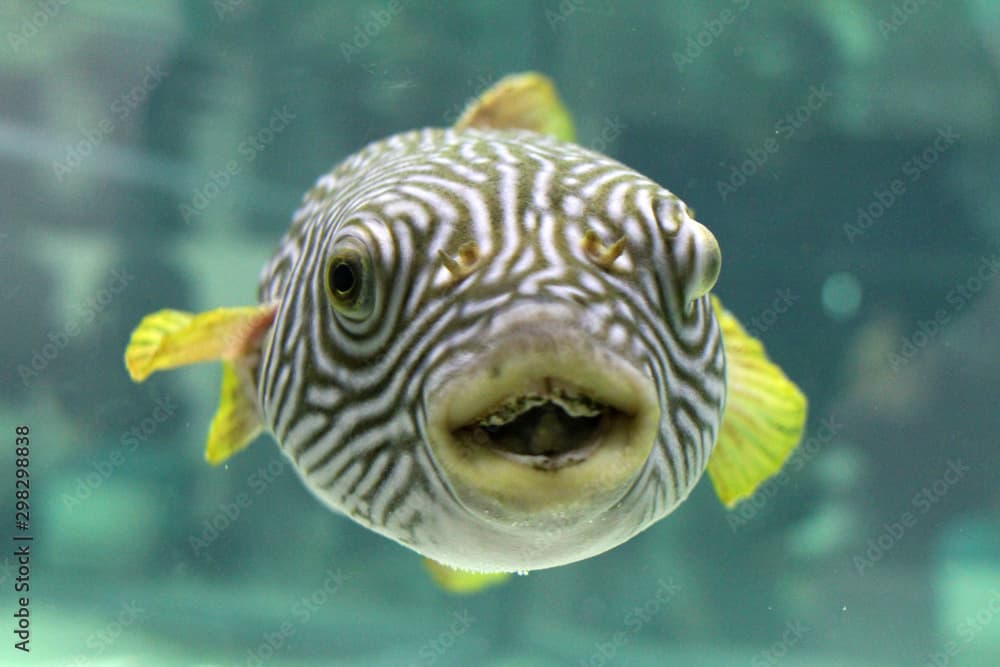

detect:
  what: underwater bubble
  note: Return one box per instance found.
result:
[821,272,862,321]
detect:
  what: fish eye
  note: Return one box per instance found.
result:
[324,242,374,320]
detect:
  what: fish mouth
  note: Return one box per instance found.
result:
[425,323,661,524]
[451,378,631,471]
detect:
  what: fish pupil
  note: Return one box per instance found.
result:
[331,262,356,295]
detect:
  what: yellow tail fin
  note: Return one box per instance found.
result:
[706,296,808,507]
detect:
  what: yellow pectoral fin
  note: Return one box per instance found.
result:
[124,303,277,465]
[454,72,576,143]
[206,360,263,465]
[707,296,808,508]
[423,559,511,594]
[124,305,276,382]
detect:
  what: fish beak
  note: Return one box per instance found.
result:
[424,322,661,526]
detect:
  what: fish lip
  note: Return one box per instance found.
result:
[424,322,661,525]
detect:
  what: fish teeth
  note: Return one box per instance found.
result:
[550,388,603,418]
[476,385,604,427]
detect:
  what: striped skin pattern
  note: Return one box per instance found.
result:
[254,127,726,571]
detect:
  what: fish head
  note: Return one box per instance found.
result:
[270,131,724,572]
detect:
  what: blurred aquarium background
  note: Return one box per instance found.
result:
[1,0,998,665]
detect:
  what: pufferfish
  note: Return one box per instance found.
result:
[125,73,806,593]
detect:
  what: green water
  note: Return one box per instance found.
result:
[2,1,998,665]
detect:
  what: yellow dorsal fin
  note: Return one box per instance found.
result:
[706,296,808,508]
[124,304,277,464]
[423,559,511,594]
[454,72,576,142]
